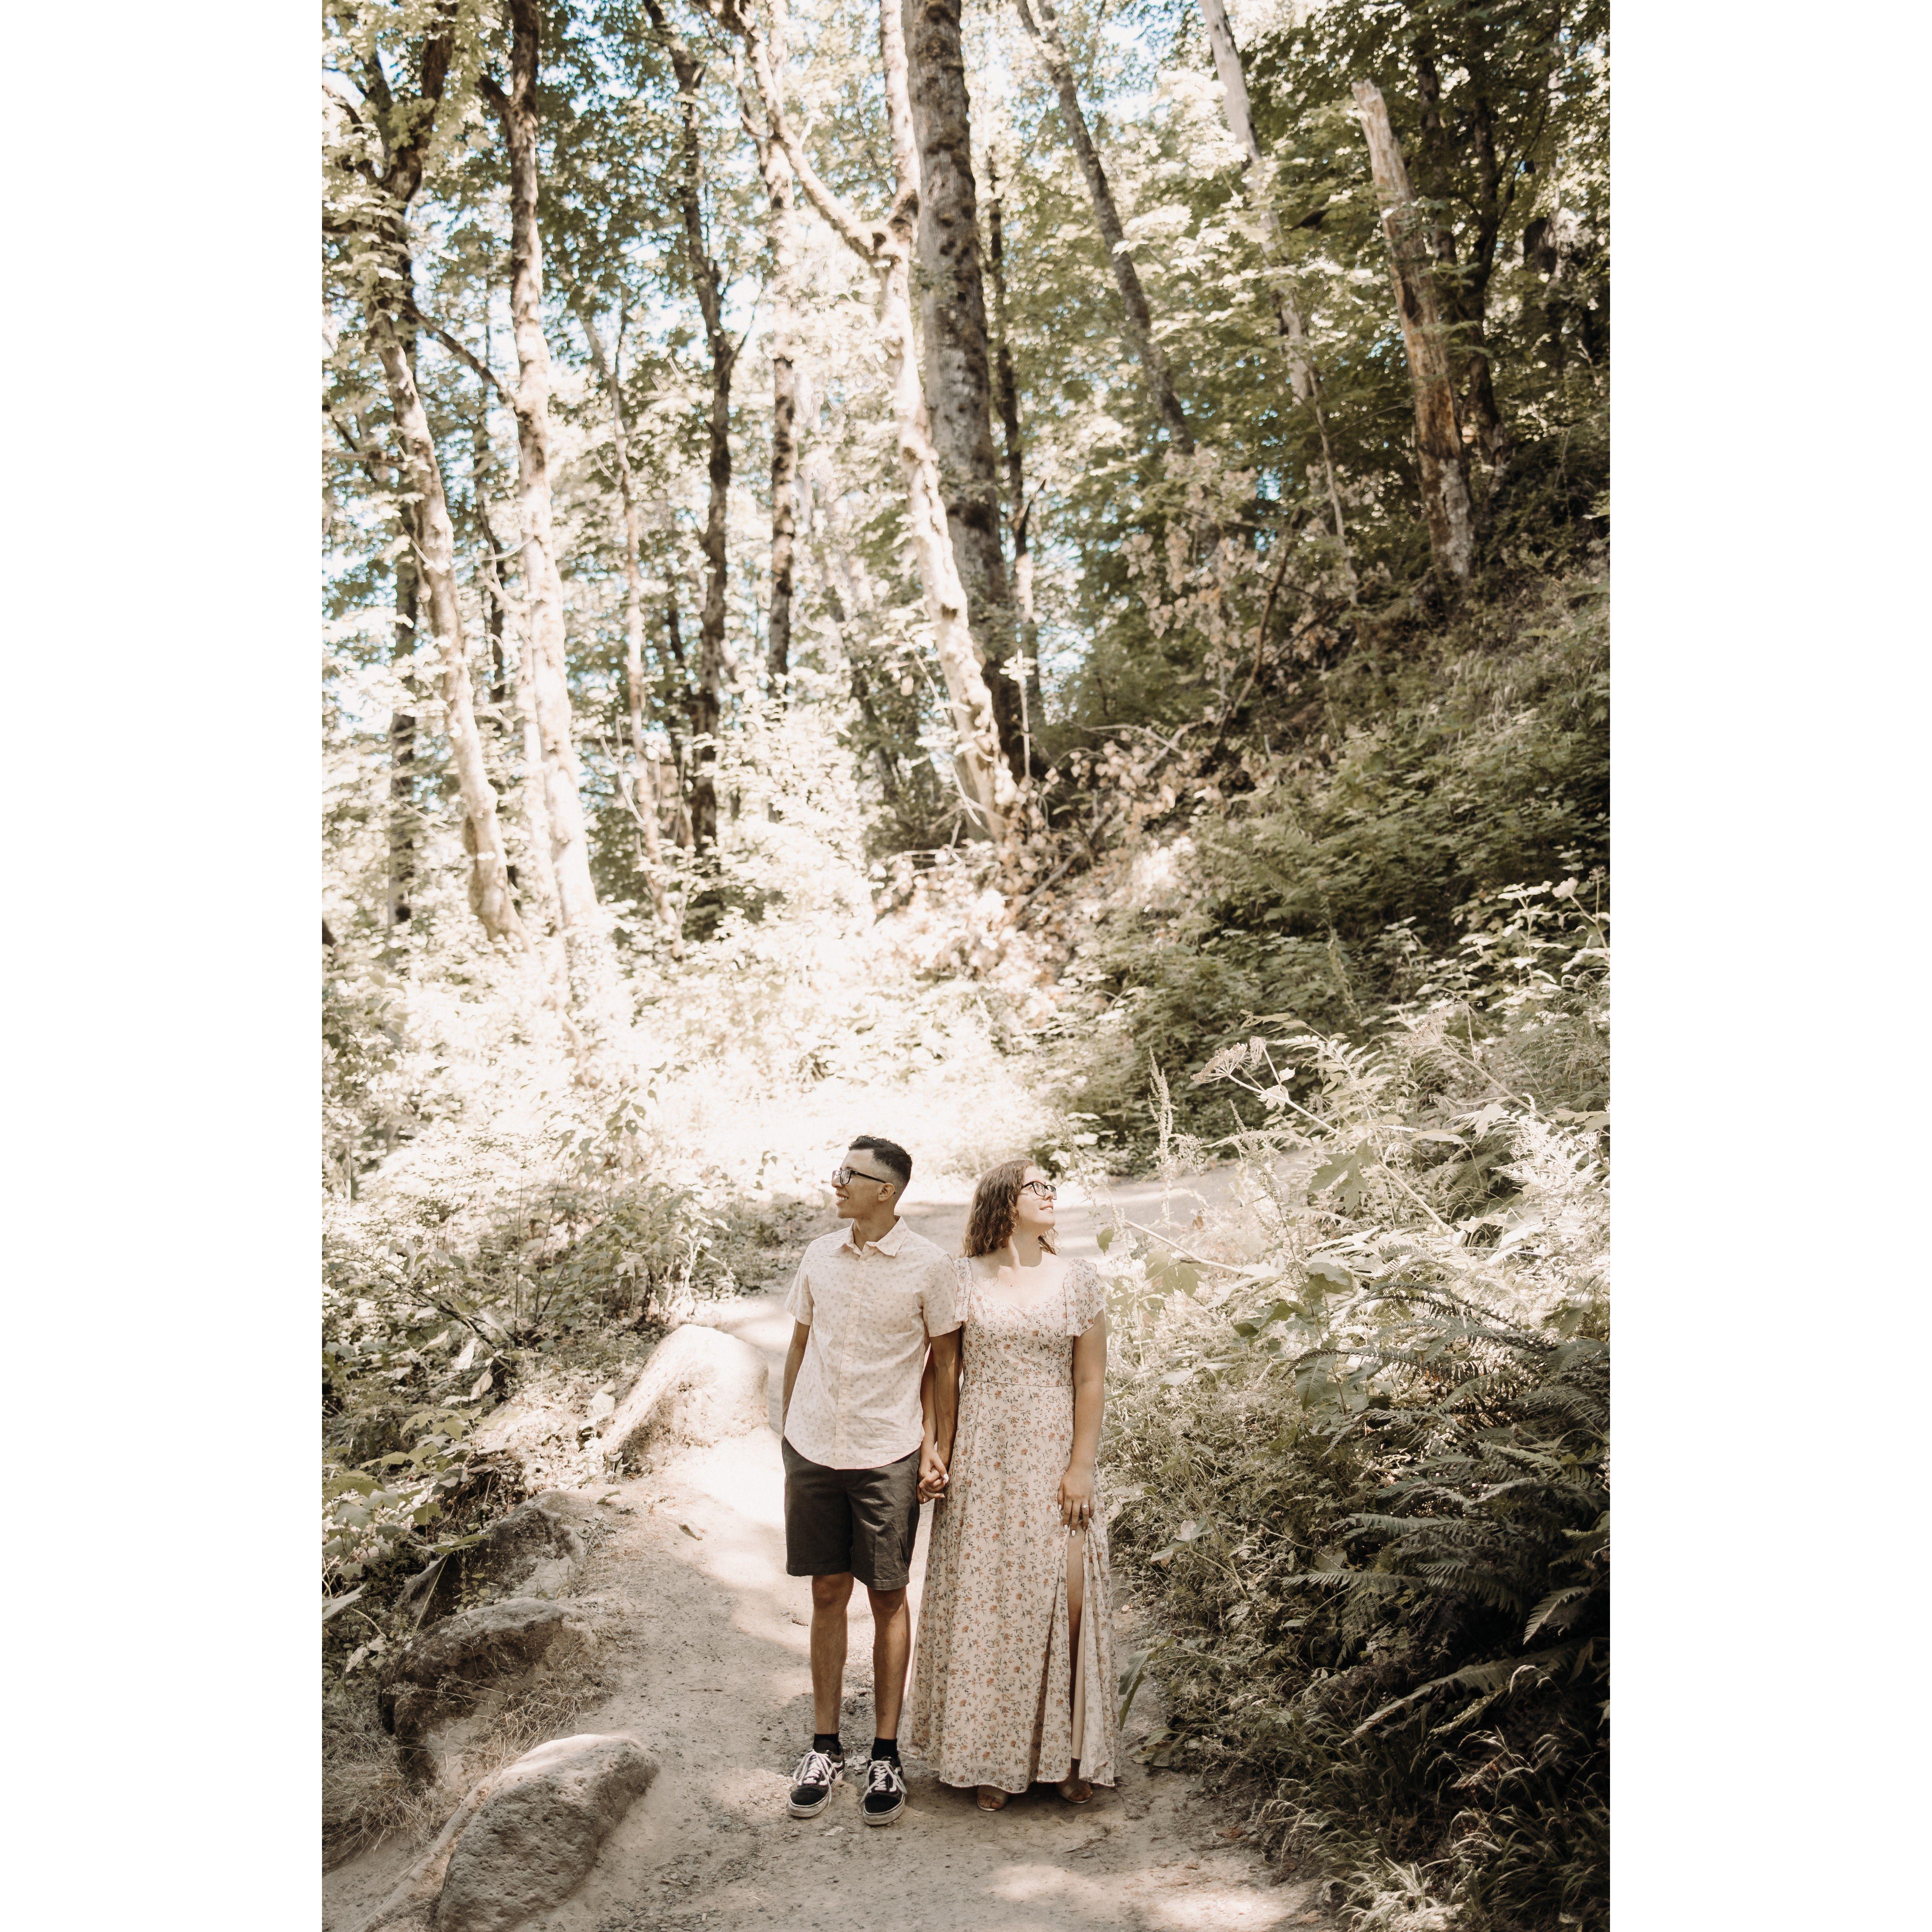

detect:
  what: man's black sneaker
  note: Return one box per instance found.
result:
[860,1755,907,1826]
[787,1746,846,1819]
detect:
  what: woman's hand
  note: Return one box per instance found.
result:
[918,1442,950,1501]
[1059,1460,1095,1530]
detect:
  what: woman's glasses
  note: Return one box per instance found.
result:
[1020,1180,1057,1201]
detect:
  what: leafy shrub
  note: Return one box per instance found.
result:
[1045,568,1608,1153]
[1101,919,1609,1932]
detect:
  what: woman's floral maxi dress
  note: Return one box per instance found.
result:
[906,1255,1118,1794]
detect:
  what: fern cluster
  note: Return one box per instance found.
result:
[1101,918,1608,1931]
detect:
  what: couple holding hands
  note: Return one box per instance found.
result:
[777,1135,1116,1824]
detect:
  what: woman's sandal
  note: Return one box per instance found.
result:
[976,1785,1009,1812]
[1057,1776,1095,1806]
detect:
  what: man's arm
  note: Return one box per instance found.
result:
[781,1320,810,1432]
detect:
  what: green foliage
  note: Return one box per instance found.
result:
[1045,566,1607,1152]
[1099,918,1609,1931]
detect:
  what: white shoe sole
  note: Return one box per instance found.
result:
[861,1797,905,1826]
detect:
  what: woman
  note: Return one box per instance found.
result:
[905,1159,1116,1810]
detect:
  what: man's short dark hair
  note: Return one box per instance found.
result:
[849,1135,912,1193]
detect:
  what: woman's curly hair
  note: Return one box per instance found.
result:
[962,1159,1056,1258]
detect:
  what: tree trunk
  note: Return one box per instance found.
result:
[368,308,527,944]
[661,592,697,851]
[804,438,902,802]
[510,603,562,926]
[727,0,1015,840]
[874,0,1013,836]
[1411,35,1510,473]
[471,409,509,724]
[1461,93,1513,470]
[1351,80,1475,586]
[388,497,419,926]
[755,0,799,691]
[983,149,1043,752]
[481,1,601,931]
[580,311,675,930]
[904,0,1028,780]
[1197,0,1351,561]
[1012,0,1193,454]
[645,0,735,854]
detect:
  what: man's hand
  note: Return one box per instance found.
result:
[918,1442,950,1501]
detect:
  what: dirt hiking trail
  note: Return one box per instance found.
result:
[326,1174,1334,1932]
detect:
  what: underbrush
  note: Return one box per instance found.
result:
[1045,564,1608,1155]
[1100,901,1608,1932]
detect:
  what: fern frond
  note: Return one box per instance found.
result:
[1349,1644,1583,1738]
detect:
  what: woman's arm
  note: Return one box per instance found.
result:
[918,1354,942,1496]
[1059,1312,1108,1527]
[918,1330,963,1498]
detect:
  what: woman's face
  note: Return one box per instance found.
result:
[1012,1162,1057,1240]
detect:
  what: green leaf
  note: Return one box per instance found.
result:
[1304,1258,1354,1295]
[1096,1225,1115,1253]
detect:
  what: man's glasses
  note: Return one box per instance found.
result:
[832,1164,893,1188]
[1020,1180,1057,1201]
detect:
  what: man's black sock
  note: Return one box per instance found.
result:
[812,1733,842,1757]
[871,1736,900,1764]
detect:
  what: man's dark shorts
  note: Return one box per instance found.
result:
[782,1439,922,1592]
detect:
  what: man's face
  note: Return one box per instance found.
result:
[830,1148,899,1220]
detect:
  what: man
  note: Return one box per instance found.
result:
[780,1135,961,1826]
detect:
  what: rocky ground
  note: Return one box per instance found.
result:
[326,1174,1333,1932]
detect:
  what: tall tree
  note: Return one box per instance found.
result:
[579,309,676,930]
[324,12,526,944]
[1410,24,1511,472]
[1195,0,1350,564]
[470,402,509,726]
[1012,0,1193,455]
[387,499,422,925]
[479,0,602,930]
[983,146,1042,750]
[327,399,421,925]
[904,0,1028,779]
[722,0,1016,840]
[739,0,800,691]
[642,0,737,852]
[1352,80,1474,587]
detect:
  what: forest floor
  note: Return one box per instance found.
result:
[323,1171,1334,1932]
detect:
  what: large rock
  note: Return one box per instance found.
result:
[382,1597,569,1705]
[344,1734,656,1932]
[467,1499,586,1600]
[378,1598,570,1778]
[600,1323,768,1471]
[434,1734,658,1932]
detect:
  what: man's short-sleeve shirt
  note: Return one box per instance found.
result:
[781,1219,960,1470]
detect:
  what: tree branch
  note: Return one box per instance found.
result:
[407,306,515,408]
[698,0,879,263]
